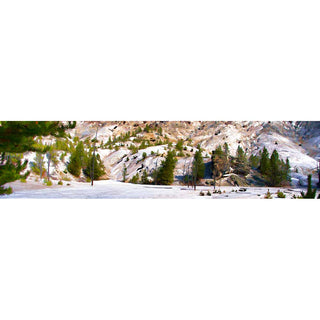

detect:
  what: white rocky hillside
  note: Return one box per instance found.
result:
[19,121,320,186]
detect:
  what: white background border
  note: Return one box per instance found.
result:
[1,1,320,319]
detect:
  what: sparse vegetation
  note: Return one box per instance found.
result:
[129,173,140,184]
[277,190,286,198]
[264,190,272,199]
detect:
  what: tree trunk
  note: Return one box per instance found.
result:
[47,153,51,180]
[39,161,42,181]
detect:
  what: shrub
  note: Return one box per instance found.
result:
[207,191,211,196]
[0,186,13,195]
[20,178,27,183]
[264,190,272,199]
[277,190,286,198]
[58,180,63,185]
[44,180,53,186]
[199,191,205,196]
[129,173,140,184]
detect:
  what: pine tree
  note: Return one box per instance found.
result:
[269,150,281,186]
[249,154,260,169]
[32,152,45,178]
[0,121,76,153]
[0,121,75,193]
[0,155,29,194]
[46,145,58,180]
[223,142,229,156]
[259,147,270,176]
[192,146,205,190]
[156,151,177,185]
[175,139,184,152]
[67,141,86,177]
[233,146,250,176]
[122,164,127,182]
[211,145,229,189]
[141,169,149,184]
[301,174,316,198]
[83,153,106,181]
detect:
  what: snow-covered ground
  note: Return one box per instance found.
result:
[2,180,315,199]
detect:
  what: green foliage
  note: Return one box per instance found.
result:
[249,154,260,169]
[58,180,63,185]
[156,151,177,185]
[142,152,147,160]
[301,175,316,198]
[192,149,205,182]
[233,146,250,176]
[83,153,106,180]
[259,147,270,176]
[44,179,53,186]
[31,152,45,176]
[122,164,127,182]
[258,148,291,187]
[212,145,229,183]
[0,121,76,153]
[268,150,290,186]
[129,144,138,154]
[141,169,149,184]
[175,139,184,152]
[55,138,71,152]
[223,142,229,155]
[0,121,73,191]
[277,190,286,198]
[129,173,140,184]
[67,141,86,177]
[0,157,29,186]
[144,124,151,133]
[264,190,273,199]
[0,186,13,195]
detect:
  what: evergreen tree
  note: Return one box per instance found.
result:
[156,151,177,185]
[0,155,29,194]
[233,146,250,176]
[259,147,270,176]
[175,139,184,152]
[67,141,86,177]
[249,154,260,169]
[122,164,127,182]
[0,121,75,193]
[223,142,229,156]
[0,121,76,153]
[192,146,205,189]
[269,150,283,186]
[46,145,58,180]
[301,174,316,198]
[141,169,149,184]
[83,153,106,180]
[32,152,45,178]
[211,145,229,189]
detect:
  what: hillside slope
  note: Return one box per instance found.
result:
[19,121,320,187]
